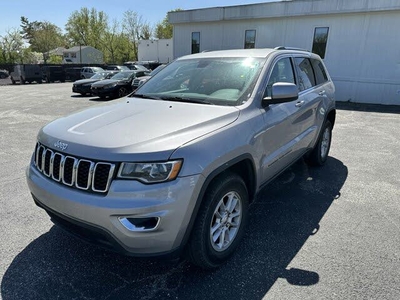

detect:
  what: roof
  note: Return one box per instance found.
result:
[169,0,400,23]
[47,47,66,56]
[64,46,97,53]
[176,48,311,60]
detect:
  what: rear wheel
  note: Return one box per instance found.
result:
[305,120,332,166]
[186,172,249,269]
[20,76,25,84]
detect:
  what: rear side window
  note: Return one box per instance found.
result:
[311,59,328,85]
[294,58,315,91]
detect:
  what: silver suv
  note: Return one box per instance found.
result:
[27,47,335,269]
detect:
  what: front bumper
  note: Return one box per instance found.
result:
[26,163,204,256]
[91,86,118,98]
[73,85,92,94]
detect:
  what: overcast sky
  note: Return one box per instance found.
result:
[0,0,279,37]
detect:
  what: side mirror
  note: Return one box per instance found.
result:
[263,82,298,105]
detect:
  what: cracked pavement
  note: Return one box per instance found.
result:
[0,83,399,299]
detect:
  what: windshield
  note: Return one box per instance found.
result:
[93,67,104,72]
[132,57,264,106]
[91,72,109,79]
[110,71,134,80]
[150,64,166,76]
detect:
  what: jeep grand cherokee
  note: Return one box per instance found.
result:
[26,47,335,269]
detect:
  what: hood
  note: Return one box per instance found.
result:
[38,98,240,161]
[92,79,123,87]
[74,78,99,85]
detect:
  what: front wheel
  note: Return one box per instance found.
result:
[118,87,128,98]
[305,120,332,166]
[186,172,249,269]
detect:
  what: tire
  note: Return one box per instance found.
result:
[186,172,249,269]
[118,87,128,98]
[11,77,15,84]
[305,120,332,166]
[20,77,25,85]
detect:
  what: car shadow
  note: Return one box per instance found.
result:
[336,101,400,114]
[70,94,91,98]
[1,157,347,300]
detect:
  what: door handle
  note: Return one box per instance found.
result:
[318,90,326,96]
[295,100,305,107]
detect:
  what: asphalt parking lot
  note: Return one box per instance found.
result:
[0,82,399,300]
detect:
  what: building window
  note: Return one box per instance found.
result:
[71,53,76,58]
[63,53,69,58]
[244,30,256,49]
[312,27,329,59]
[192,32,200,54]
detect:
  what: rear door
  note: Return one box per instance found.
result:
[291,57,325,151]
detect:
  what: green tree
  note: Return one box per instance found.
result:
[0,28,24,63]
[102,19,122,64]
[20,17,64,63]
[65,7,108,50]
[122,10,151,61]
[155,9,181,39]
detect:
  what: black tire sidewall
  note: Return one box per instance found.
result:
[198,174,249,266]
[316,120,332,165]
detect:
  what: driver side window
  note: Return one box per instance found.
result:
[264,57,295,98]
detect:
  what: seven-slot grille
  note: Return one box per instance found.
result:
[34,143,115,193]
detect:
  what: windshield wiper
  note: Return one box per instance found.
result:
[129,93,162,100]
[158,95,213,105]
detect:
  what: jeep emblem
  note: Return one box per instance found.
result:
[54,140,68,151]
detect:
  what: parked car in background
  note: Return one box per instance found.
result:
[65,67,82,81]
[91,70,149,99]
[131,64,166,90]
[0,69,9,78]
[42,66,66,83]
[80,67,104,79]
[10,64,42,84]
[72,71,118,95]
[124,60,161,71]
[105,65,130,71]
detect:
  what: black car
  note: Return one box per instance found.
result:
[91,70,149,99]
[72,71,118,95]
[105,65,130,71]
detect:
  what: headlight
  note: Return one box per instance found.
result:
[117,160,183,183]
[104,83,117,89]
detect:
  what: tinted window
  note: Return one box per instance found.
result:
[294,58,315,91]
[265,57,295,97]
[311,59,328,85]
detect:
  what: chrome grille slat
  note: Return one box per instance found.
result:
[33,143,115,193]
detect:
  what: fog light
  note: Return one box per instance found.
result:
[119,217,160,232]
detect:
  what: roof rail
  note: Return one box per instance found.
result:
[274,46,310,52]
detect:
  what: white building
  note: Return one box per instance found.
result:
[138,39,173,64]
[62,46,104,64]
[169,0,400,105]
